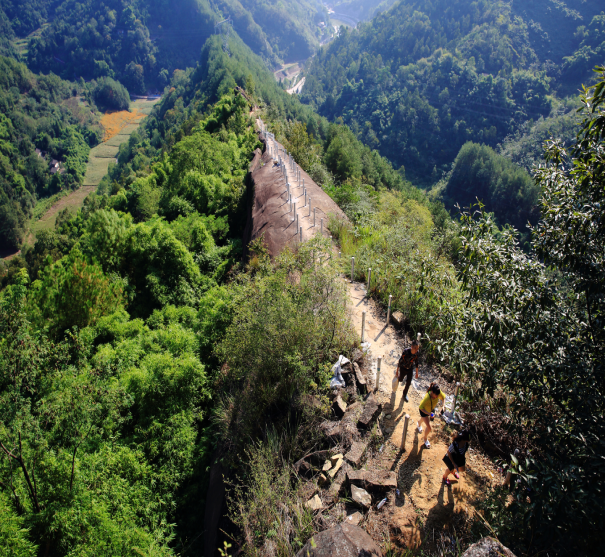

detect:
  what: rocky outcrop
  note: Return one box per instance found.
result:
[347,469,398,493]
[295,523,383,557]
[461,537,516,557]
[242,134,347,260]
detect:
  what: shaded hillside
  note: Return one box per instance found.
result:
[301,0,604,183]
[0,56,101,251]
[3,0,331,92]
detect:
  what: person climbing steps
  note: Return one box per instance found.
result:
[417,382,445,448]
[396,337,420,403]
[442,430,471,486]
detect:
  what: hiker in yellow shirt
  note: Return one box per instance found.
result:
[417,382,445,449]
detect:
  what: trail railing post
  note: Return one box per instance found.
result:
[308,199,311,217]
[313,208,316,227]
[386,294,392,325]
[367,268,371,296]
[361,311,366,343]
[293,202,296,222]
[351,257,354,281]
[376,356,382,392]
[320,218,323,234]
[452,382,460,415]
[401,414,410,450]
[299,226,302,242]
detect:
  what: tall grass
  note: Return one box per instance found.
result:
[329,190,459,353]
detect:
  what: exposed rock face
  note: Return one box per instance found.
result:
[461,537,516,557]
[243,137,347,260]
[295,523,383,557]
[357,393,381,429]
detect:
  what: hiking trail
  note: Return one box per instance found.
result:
[253,120,504,551]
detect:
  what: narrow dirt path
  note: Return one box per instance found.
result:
[346,280,502,549]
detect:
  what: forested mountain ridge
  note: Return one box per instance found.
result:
[0,9,603,553]
[1,0,331,92]
[301,0,604,184]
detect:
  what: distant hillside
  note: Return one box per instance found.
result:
[0,55,101,251]
[0,0,331,92]
[301,0,604,183]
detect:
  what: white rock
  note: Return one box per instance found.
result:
[351,485,372,508]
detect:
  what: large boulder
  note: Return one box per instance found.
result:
[461,537,516,557]
[295,523,383,557]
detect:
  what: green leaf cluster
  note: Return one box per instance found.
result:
[434,69,604,553]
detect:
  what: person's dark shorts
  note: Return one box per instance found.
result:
[443,452,465,471]
[419,409,430,419]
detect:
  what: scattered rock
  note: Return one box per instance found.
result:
[385,414,392,419]
[351,485,372,508]
[351,349,363,363]
[329,462,350,499]
[357,394,381,429]
[306,494,323,511]
[332,395,347,418]
[323,460,332,472]
[294,458,312,478]
[343,400,362,420]
[391,311,405,327]
[340,362,353,374]
[295,523,382,557]
[348,470,397,493]
[328,455,344,478]
[345,441,368,467]
[320,421,343,443]
[318,473,328,486]
[461,537,516,557]
[331,453,344,466]
[353,362,367,393]
[343,511,363,526]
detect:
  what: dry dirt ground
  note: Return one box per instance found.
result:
[314,282,503,552]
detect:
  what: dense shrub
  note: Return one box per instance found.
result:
[91,77,130,111]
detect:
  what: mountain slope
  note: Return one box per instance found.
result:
[301,0,604,183]
[3,0,330,92]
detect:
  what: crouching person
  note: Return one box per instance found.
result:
[442,430,471,486]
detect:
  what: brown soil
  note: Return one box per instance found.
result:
[342,281,501,551]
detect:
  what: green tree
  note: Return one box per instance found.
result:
[29,248,124,336]
[435,69,604,553]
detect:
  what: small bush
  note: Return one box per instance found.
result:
[92,77,130,112]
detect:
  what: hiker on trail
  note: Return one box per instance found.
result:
[396,339,419,403]
[442,430,471,487]
[417,382,445,449]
